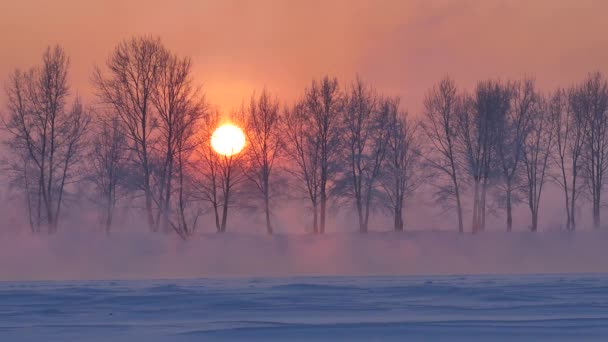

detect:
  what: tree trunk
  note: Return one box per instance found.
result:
[506,184,513,232]
[472,181,480,233]
[221,192,229,233]
[570,191,576,231]
[264,190,273,234]
[162,157,173,233]
[394,204,403,231]
[176,151,188,237]
[593,196,600,229]
[531,208,538,232]
[145,191,155,232]
[105,206,113,235]
[363,200,371,234]
[104,186,114,235]
[357,197,365,233]
[143,135,156,232]
[480,181,487,232]
[564,193,571,231]
[320,190,327,234]
[454,180,464,234]
[213,202,221,233]
[312,202,319,234]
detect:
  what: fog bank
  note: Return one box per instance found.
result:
[1,230,607,281]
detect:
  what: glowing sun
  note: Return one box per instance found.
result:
[211,124,246,156]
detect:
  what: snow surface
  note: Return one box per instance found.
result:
[1,274,608,341]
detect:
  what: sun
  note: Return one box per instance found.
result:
[210,123,246,156]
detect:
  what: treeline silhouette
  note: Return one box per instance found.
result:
[2,36,607,238]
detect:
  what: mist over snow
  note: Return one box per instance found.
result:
[1,228,607,281]
[0,177,607,281]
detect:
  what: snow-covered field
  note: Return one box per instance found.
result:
[1,274,608,341]
[2,231,608,340]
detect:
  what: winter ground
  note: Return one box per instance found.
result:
[1,231,608,341]
[1,274,608,341]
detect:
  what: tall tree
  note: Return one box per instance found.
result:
[459,80,510,233]
[3,46,89,233]
[93,36,167,232]
[552,87,587,231]
[90,114,127,234]
[575,72,608,229]
[151,51,207,236]
[522,96,554,232]
[244,89,282,234]
[308,77,343,234]
[284,101,321,233]
[171,100,206,238]
[341,77,389,233]
[284,76,343,234]
[381,100,422,231]
[495,79,534,231]
[421,77,465,233]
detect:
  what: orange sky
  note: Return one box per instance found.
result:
[1,0,607,114]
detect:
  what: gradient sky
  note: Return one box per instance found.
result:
[1,0,607,114]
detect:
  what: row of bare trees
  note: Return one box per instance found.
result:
[2,37,608,236]
[283,77,420,234]
[422,74,608,233]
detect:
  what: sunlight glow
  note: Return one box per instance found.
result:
[211,124,246,156]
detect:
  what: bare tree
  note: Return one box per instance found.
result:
[283,76,343,234]
[243,89,282,234]
[381,100,422,231]
[3,46,89,233]
[420,77,465,233]
[171,101,206,238]
[521,96,554,232]
[194,110,245,233]
[305,77,343,234]
[551,87,587,231]
[459,80,510,233]
[495,79,534,231]
[340,77,390,233]
[575,72,608,229]
[90,114,127,234]
[151,51,206,236]
[93,36,166,232]
[283,101,321,233]
[152,53,208,238]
